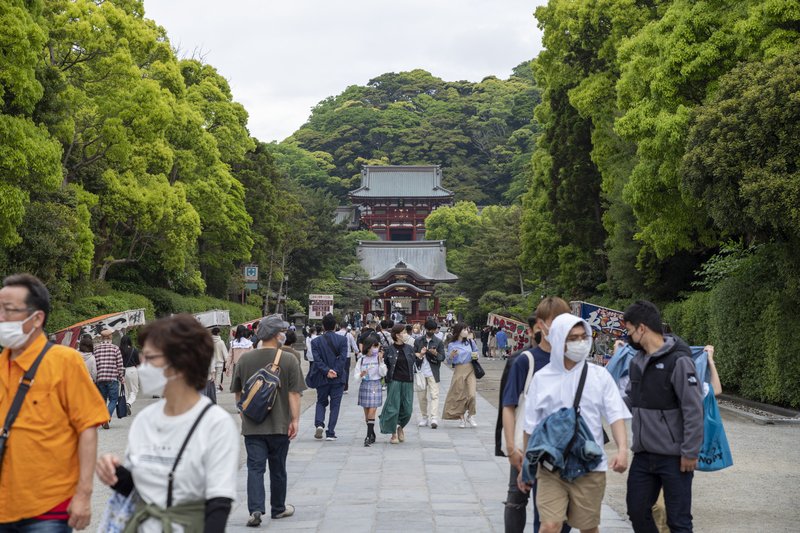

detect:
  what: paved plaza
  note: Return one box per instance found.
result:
[226,364,633,532]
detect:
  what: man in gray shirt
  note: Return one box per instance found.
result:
[232,314,306,528]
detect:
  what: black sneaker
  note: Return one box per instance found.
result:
[364,436,371,447]
[246,512,262,527]
[325,435,337,441]
[368,433,376,444]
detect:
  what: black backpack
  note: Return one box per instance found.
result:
[237,349,283,423]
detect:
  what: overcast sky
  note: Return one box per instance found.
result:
[146,1,547,143]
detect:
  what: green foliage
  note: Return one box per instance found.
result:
[287,67,541,204]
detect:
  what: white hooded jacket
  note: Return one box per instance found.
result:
[522,313,630,471]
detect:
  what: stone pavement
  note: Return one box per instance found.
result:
[228,364,633,532]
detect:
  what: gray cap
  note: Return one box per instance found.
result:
[256,314,290,341]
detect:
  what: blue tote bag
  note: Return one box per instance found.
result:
[697,391,733,471]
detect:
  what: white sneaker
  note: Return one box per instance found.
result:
[314,426,324,439]
[458,417,466,428]
[418,418,428,427]
[468,415,478,428]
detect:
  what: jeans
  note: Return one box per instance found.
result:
[245,434,290,517]
[314,383,345,437]
[96,380,119,417]
[627,452,694,533]
[504,465,571,533]
[0,519,71,532]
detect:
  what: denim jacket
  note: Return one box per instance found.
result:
[522,407,603,483]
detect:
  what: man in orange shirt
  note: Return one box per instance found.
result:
[0,274,109,531]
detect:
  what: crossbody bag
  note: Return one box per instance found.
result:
[0,341,52,479]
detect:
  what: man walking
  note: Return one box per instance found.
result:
[520,312,630,533]
[310,313,348,441]
[336,323,358,394]
[496,325,509,359]
[93,328,125,428]
[623,301,703,533]
[232,314,305,527]
[500,297,572,533]
[414,318,446,429]
[0,273,109,531]
[211,327,229,391]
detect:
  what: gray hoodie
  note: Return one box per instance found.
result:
[625,335,704,459]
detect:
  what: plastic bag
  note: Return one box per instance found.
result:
[697,392,733,472]
[97,489,139,533]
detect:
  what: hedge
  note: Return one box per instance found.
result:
[665,244,800,407]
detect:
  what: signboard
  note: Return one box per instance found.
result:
[308,294,334,320]
[570,301,626,362]
[243,265,259,281]
[486,313,531,352]
[194,309,231,328]
[53,308,147,349]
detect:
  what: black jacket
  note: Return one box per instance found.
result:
[384,343,416,383]
[413,335,446,382]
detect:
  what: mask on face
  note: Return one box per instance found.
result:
[277,332,287,346]
[370,347,379,356]
[533,331,543,345]
[138,363,171,396]
[628,328,644,351]
[459,330,469,339]
[0,313,36,350]
[565,339,592,362]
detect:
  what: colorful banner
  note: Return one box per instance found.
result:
[308,294,334,320]
[570,301,626,362]
[486,313,531,352]
[53,308,147,349]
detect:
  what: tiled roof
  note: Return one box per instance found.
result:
[349,165,454,199]
[357,240,458,282]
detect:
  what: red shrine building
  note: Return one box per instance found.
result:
[336,165,458,323]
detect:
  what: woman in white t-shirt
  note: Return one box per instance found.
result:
[96,314,239,532]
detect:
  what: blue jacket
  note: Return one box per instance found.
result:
[522,407,603,483]
[310,331,348,384]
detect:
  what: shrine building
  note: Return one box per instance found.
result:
[340,165,458,323]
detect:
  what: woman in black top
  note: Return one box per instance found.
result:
[378,324,416,444]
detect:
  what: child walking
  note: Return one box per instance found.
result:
[354,334,387,447]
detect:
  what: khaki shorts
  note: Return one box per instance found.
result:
[536,465,606,529]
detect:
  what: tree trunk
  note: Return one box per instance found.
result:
[264,249,274,315]
[98,258,134,281]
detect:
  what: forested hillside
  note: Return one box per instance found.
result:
[286,67,541,204]
[2,0,799,405]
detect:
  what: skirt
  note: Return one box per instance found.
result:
[443,363,476,419]
[358,379,383,408]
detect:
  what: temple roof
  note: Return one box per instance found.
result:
[357,240,458,283]
[349,165,454,199]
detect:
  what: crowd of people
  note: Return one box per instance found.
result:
[0,272,714,532]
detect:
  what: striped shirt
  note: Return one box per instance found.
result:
[93,341,124,382]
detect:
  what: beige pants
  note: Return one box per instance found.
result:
[443,363,477,419]
[653,490,670,533]
[124,366,139,405]
[418,376,439,419]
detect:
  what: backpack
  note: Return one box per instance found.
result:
[237,349,283,423]
[501,350,535,454]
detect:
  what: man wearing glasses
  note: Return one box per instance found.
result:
[0,273,109,531]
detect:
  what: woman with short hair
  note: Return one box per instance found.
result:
[96,314,239,532]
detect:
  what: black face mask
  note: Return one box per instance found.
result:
[533,331,542,345]
[628,329,644,351]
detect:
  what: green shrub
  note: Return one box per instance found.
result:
[663,291,711,345]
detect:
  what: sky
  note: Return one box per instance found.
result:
[146,1,548,143]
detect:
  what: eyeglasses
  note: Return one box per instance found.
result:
[0,305,34,318]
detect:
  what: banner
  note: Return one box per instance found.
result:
[194,309,231,328]
[53,308,147,349]
[486,313,530,352]
[308,294,334,320]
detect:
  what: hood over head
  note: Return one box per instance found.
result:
[548,312,592,373]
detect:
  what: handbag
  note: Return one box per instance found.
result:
[471,359,486,380]
[0,342,52,479]
[117,384,129,419]
[413,368,427,392]
[697,391,733,471]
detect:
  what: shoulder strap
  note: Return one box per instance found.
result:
[167,402,214,507]
[573,362,589,411]
[1,342,53,438]
[271,349,283,371]
[522,350,535,394]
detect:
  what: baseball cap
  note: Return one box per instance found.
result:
[256,314,290,341]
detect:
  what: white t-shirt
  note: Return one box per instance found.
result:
[125,396,239,533]
[522,362,631,471]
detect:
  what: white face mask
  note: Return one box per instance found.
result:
[277,332,287,346]
[565,339,592,362]
[0,313,36,350]
[138,363,171,396]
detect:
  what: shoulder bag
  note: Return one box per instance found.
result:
[469,341,485,379]
[0,342,52,479]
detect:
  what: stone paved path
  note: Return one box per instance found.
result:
[228,364,633,532]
